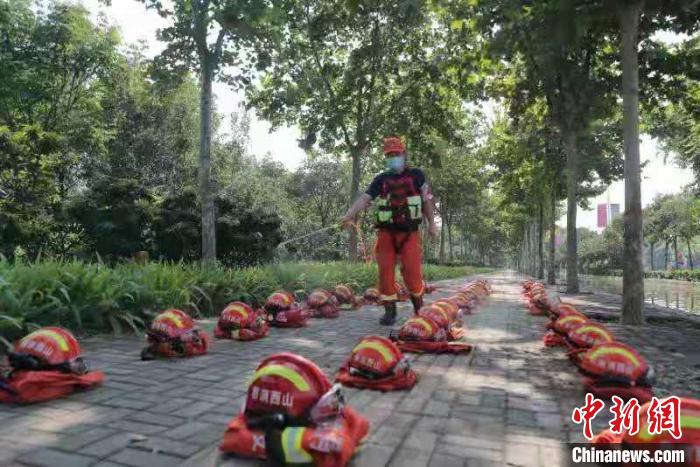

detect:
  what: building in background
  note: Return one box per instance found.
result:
[609,204,620,221]
[597,203,621,229]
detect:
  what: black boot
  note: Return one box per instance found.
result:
[410,295,424,314]
[380,302,397,326]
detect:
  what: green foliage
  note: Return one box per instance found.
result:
[66,177,154,259]
[0,259,488,340]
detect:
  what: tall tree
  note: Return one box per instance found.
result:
[138,0,280,263]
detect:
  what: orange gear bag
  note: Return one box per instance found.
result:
[0,327,104,404]
[336,336,418,391]
[391,316,472,354]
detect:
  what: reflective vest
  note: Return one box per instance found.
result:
[375,174,423,230]
[281,427,314,464]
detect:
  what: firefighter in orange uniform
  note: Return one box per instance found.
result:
[341,136,438,325]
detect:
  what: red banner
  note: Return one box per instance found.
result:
[597,204,608,228]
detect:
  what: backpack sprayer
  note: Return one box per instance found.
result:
[276,222,373,263]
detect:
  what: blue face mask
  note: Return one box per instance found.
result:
[386,155,406,173]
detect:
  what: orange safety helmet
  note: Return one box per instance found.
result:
[552,314,588,336]
[553,302,582,318]
[244,352,339,422]
[383,136,406,155]
[447,294,469,310]
[348,336,408,379]
[433,299,461,322]
[9,327,87,374]
[418,304,452,329]
[579,341,653,386]
[333,285,354,304]
[215,302,268,340]
[149,308,195,338]
[265,291,295,312]
[364,288,380,303]
[398,316,447,342]
[566,322,615,349]
[307,289,337,309]
[218,302,257,329]
[143,309,208,359]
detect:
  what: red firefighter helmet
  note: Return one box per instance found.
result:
[215,301,268,340]
[433,300,460,322]
[579,341,652,385]
[244,352,333,421]
[348,336,405,378]
[333,285,354,304]
[448,294,469,310]
[552,314,587,336]
[554,303,582,318]
[454,291,476,308]
[307,289,336,308]
[566,322,614,349]
[265,291,295,311]
[364,288,380,302]
[398,316,447,342]
[623,398,700,466]
[143,309,208,359]
[10,327,87,374]
[218,302,257,330]
[149,309,195,338]
[418,305,452,329]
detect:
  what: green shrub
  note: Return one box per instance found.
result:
[0,259,493,341]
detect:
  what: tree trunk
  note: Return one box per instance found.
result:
[618,0,645,324]
[538,200,545,279]
[439,219,446,265]
[649,241,655,271]
[687,238,693,270]
[199,59,216,264]
[565,131,579,293]
[348,149,362,261]
[548,189,557,285]
[674,236,679,269]
[447,221,454,263]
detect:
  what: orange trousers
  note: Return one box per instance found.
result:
[376,229,424,302]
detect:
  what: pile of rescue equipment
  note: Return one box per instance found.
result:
[0,327,104,404]
[521,280,655,403]
[1,278,491,466]
[522,280,700,462]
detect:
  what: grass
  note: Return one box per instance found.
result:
[0,259,493,341]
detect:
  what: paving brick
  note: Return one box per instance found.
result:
[130,436,202,458]
[107,448,182,467]
[58,427,117,451]
[352,443,395,467]
[162,421,218,441]
[78,432,140,457]
[17,448,96,467]
[429,453,466,467]
[171,401,216,418]
[101,397,154,410]
[388,447,432,467]
[435,442,504,462]
[106,419,168,435]
[124,411,186,427]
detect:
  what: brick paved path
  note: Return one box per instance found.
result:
[1,271,592,467]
